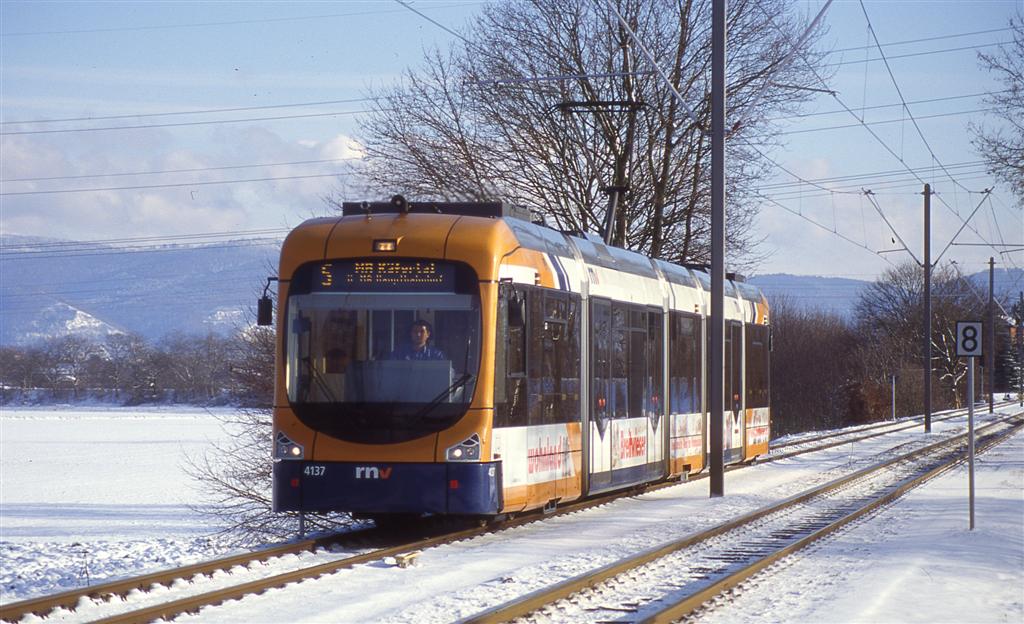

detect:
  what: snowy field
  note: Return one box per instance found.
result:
[1,406,243,600]
[1,405,1022,623]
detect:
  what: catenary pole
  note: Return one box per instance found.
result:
[988,257,995,413]
[924,184,932,433]
[709,0,726,497]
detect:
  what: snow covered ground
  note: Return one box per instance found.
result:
[700,422,1024,624]
[0,406,242,600]
[1,405,1022,623]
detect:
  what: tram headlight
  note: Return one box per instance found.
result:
[446,434,481,462]
[275,431,305,460]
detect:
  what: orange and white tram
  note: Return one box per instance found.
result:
[267,198,770,520]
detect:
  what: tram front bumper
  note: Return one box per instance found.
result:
[273,460,503,515]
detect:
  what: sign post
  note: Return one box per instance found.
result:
[956,321,982,530]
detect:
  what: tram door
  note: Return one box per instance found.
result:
[724,322,744,463]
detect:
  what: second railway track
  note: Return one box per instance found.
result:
[462,413,1024,623]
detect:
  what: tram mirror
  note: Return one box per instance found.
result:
[508,294,526,328]
[257,296,273,326]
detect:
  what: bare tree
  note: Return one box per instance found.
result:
[157,333,232,402]
[226,325,276,407]
[354,0,828,269]
[971,11,1023,204]
[853,262,984,411]
[769,295,858,435]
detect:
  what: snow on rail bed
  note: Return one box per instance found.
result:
[698,423,1024,624]
[1,405,1021,624]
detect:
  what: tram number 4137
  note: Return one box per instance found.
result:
[956,321,983,357]
[304,465,327,477]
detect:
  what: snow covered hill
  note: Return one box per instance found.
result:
[0,234,280,345]
[2,231,1019,344]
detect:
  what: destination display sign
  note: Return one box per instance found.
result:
[316,260,456,292]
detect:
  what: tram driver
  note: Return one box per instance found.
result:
[389,319,447,361]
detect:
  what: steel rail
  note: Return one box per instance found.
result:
[641,415,1024,623]
[0,532,362,621]
[89,524,496,624]
[763,402,1011,463]
[768,405,966,451]
[4,406,997,622]
[461,412,1023,623]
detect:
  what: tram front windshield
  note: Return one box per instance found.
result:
[284,259,481,444]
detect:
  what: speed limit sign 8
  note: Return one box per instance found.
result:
[956,321,983,357]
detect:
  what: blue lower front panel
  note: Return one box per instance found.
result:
[273,460,503,516]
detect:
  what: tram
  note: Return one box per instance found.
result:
[262,197,770,520]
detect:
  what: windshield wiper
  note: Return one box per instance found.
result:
[413,373,474,422]
[302,356,338,403]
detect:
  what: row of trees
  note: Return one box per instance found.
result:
[771,261,1023,436]
[0,327,274,407]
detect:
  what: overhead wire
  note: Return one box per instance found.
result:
[831,40,1008,66]
[772,107,995,136]
[1,157,360,183]
[0,171,347,196]
[827,26,1012,54]
[756,192,896,266]
[765,90,1002,121]
[0,97,378,126]
[0,3,483,37]
[757,160,986,192]
[752,0,1013,273]
[0,109,374,136]
[857,1,977,196]
[856,0,1014,270]
[862,189,921,265]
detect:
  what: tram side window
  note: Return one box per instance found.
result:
[647,310,664,418]
[729,322,742,414]
[627,308,648,420]
[713,322,742,413]
[745,324,770,409]
[591,300,612,425]
[495,285,528,427]
[612,304,629,419]
[527,291,545,425]
[603,302,663,421]
[538,292,582,423]
[670,312,700,414]
[497,286,581,427]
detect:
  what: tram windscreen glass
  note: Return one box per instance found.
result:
[284,260,481,444]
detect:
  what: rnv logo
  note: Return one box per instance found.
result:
[355,466,393,480]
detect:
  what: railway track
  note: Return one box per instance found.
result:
[764,402,1009,460]
[767,408,962,451]
[2,406,1008,623]
[461,413,1024,623]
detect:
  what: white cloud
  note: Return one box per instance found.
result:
[319,134,366,161]
[0,124,354,241]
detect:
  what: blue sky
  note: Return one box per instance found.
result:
[1,0,1020,280]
